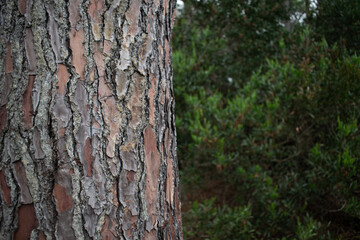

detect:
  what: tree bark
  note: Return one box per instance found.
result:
[0,0,182,239]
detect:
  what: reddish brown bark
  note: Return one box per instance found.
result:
[0,0,182,238]
[53,183,73,214]
[22,76,35,129]
[14,204,38,240]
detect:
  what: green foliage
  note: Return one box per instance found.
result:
[315,0,360,51]
[184,198,255,240]
[296,215,322,240]
[173,0,293,94]
[173,0,360,239]
[176,42,360,238]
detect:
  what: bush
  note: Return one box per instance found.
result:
[177,39,360,238]
[184,198,255,240]
[315,0,360,51]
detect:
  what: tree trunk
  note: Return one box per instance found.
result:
[0,0,182,239]
[305,0,311,23]
[283,0,291,31]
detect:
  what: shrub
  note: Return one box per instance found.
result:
[177,40,360,238]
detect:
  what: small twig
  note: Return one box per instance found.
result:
[328,202,346,213]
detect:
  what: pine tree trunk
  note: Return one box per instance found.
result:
[284,0,291,31]
[0,0,182,239]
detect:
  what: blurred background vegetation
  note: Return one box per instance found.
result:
[172,0,360,239]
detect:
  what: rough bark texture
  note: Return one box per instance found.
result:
[0,0,182,239]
